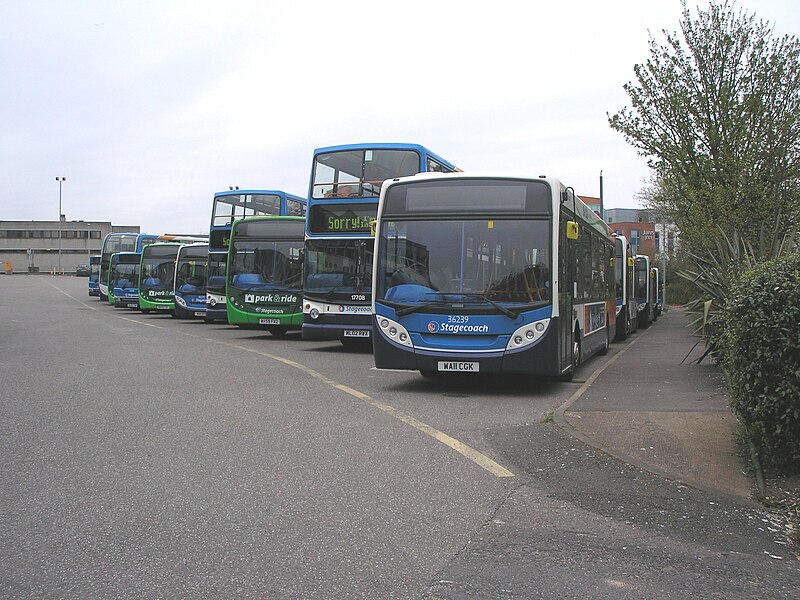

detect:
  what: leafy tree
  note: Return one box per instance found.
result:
[609,0,800,255]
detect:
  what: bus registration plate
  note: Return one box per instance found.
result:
[438,361,479,372]
[343,330,370,338]
[259,318,280,325]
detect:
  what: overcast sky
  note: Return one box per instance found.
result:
[1,1,798,235]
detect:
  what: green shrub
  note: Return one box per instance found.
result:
[719,253,800,467]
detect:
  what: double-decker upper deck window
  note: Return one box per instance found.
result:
[312,149,421,199]
[213,194,282,227]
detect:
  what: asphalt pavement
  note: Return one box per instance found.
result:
[556,307,752,500]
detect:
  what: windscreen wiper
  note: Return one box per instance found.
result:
[474,295,520,319]
[395,300,446,317]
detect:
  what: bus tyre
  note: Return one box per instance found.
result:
[140,309,151,314]
[268,327,288,337]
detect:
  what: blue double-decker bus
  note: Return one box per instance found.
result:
[207,190,306,322]
[371,173,616,379]
[98,232,158,301]
[302,143,458,346]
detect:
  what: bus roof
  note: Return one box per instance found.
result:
[380,171,612,238]
[312,142,456,171]
[212,189,306,203]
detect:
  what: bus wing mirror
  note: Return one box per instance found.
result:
[627,257,635,267]
[370,218,378,237]
[566,221,579,240]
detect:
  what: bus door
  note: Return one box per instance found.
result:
[558,215,574,372]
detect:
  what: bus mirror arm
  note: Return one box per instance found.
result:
[564,187,579,240]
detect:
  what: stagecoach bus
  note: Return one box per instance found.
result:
[109,252,142,309]
[207,190,306,323]
[172,243,209,319]
[372,173,615,379]
[226,216,305,335]
[303,142,458,346]
[98,233,158,301]
[634,255,653,326]
[613,234,638,340]
[138,242,182,314]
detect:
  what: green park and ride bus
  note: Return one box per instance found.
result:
[226,216,306,335]
[138,242,182,314]
[207,190,307,323]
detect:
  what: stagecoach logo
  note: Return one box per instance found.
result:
[427,320,490,334]
[244,293,298,304]
[337,305,371,313]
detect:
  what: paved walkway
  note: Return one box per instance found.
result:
[556,308,752,499]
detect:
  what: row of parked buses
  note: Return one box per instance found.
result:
[87,143,664,380]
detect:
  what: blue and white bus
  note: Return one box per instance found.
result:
[634,255,654,326]
[207,190,306,322]
[173,243,209,319]
[109,251,142,309]
[88,254,101,297]
[98,232,158,301]
[613,234,638,340]
[372,173,616,379]
[303,142,458,345]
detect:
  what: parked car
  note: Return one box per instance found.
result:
[75,263,91,277]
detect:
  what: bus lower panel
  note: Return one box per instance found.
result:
[373,319,563,376]
[114,299,140,309]
[302,323,371,341]
[205,306,228,322]
[175,304,206,319]
[228,308,303,329]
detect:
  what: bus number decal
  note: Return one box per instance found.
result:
[448,315,469,324]
[351,294,366,301]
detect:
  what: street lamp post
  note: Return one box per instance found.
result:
[56,176,66,273]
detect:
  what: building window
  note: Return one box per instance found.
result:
[630,229,640,251]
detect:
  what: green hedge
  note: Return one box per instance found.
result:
[719,253,800,467]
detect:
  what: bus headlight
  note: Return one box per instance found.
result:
[175,295,187,308]
[309,307,320,320]
[378,316,413,348]
[208,296,216,307]
[506,318,550,351]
